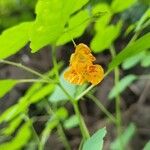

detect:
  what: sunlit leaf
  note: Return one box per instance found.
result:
[30,0,89,52]
[1,115,22,135]
[56,10,89,46]
[108,75,137,100]
[108,33,150,73]
[0,121,31,150]
[91,21,122,53]
[0,80,17,99]
[141,51,150,67]
[110,123,136,150]
[111,0,136,13]
[82,127,107,150]
[0,22,31,59]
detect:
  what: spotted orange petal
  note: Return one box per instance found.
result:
[64,68,85,85]
[85,65,104,85]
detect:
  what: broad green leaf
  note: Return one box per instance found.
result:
[82,127,107,150]
[0,80,17,99]
[143,141,150,150]
[141,51,150,67]
[1,115,22,135]
[108,33,150,73]
[0,122,31,150]
[92,3,112,28]
[111,0,136,13]
[108,75,137,100]
[64,115,79,129]
[49,69,87,103]
[56,10,89,46]
[30,0,89,52]
[110,123,136,150]
[0,22,31,59]
[91,22,122,53]
[122,51,145,70]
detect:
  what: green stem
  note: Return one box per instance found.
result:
[51,45,90,140]
[24,114,42,150]
[0,59,54,83]
[87,94,116,124]
[57,123,71,150]
[17,79,49,83]
[110,45,122,149]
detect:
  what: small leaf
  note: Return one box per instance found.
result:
[1,115,22,136]
[0,80,17,99]
[110,123,136,150]
[143,141,150,150]
[82,127,107,150]
[108,33,150,73]
[0,22,31,59]
[109,75,137,100]
[55,107,68,121]
[122,51,145,70]
[0,122,31,150]
[91,22,122,53]
[64,115,79,129]
[111,0,136,13]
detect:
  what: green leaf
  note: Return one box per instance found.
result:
[91,21,122,53]
[55,107,68,121]
[141,51,150,67]
[92,3,112,28]
[143,141,150,150]
[0,22,31,59]
[56,10,89,46]
[49,69,87,103]
[122,51,145,70]
[1,115,22,135]
[29,84,55,104]
[30,0,89,52]
[110,123,136,150]
[0,104,19,124]
[0,80,17,99]
[64,115,79,129]
[82,127,107,150]
[108,33,150,73]
[111,0,136,13]
[108,75,137,100]
[0,122,31,150]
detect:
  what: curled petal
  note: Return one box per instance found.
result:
[64,68,85,85]
[85,65,104,85]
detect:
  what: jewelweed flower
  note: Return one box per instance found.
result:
[64,43,104,85]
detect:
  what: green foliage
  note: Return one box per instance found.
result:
[64,115,79,129]
[110,123,136,150]
[49,70,87,103]
[111,0,136,13]
[0,22,31,59]
[91,21,122,52]
[141,50,150,67]
[122,51,145,70]
[30,0,89,52]
[108,32,150,73]
[143,141,150,150]
[0,121,31,150]
[1,115,22,136]
[108,75,137,100]
[0,80,17,99]
[82,127,107,150]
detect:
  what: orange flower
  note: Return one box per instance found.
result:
[64,43,104,85]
